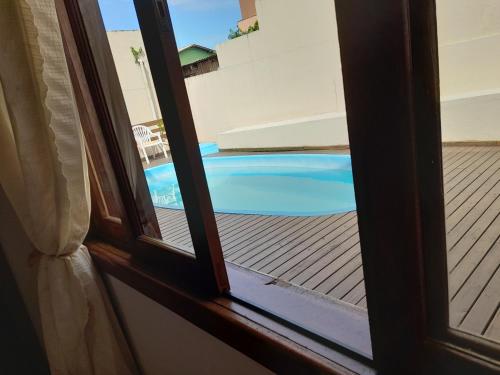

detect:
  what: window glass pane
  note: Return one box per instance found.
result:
[436,0,500,344]
[96,0,195,255]
[163,0,368,310]
[162,0,371,353]
[96,0,374,357]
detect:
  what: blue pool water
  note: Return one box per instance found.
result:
[199,142,219,156]
[145,154,356,216]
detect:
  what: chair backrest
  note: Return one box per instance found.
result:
[132,125,154,143]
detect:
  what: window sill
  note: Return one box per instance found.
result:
[87,240,375,375]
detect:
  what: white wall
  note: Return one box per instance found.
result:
[0,192,272,375]
[218,112,349,150]
[107,31,161,125]
[185,0,345,143]
[105,276,273,375]
[107,0,500,147]
[436,0,500,97]
[441,91,500,142]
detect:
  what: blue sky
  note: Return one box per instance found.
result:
[97,0,241,49]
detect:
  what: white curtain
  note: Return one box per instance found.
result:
[0,1,138,374]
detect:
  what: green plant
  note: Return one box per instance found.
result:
[228,28,242,39]
[157,119,165,134]
[247,21,259,33]
[228,21,259,40]
[130,46,144,63]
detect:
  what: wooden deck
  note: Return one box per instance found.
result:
[154,146,500,342]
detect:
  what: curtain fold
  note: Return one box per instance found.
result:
[0,0,138,374]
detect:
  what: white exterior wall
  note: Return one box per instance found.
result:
[186,0,345,144]
[107,0,500,147]
[218,113,349,149]
[107,31,161,125]
[441,91,500,142]
[433,1,500,142]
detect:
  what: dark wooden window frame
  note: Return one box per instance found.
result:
[88,241,375,374]
[335,1,499,373]
[60,0,228,295]
[57,0,499,373]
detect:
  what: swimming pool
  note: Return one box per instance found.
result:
[198,142,219,156]
[145,154,356,216]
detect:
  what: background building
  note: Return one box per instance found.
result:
[179,45,219,78]
[238,0,258,32]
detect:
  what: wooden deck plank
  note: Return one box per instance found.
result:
[153,146,500,343]
[450,225,500,299]
[447,198,500,273]
[446,191,500,255]
[443,149,489,185]
[218,216,270,246]
[252,214,356,273]
[341,279,366,306]
[157,218,186,234]
[228,217,336,262]
[443,148,480,177]
[278,225,360,281]
[449,235,500,327]
[163,220,190,234]
[156,212,187,232]
[448,181,499,235]
[445,156,498,211]
[266,218,359,276]
[444,152,499,202]
[217,213,256,229]
[166,224,192,242]
[223,216,290,254]
[357,296,368,309]
[484,306,500,341]
[445,161,500,226]
[442,147,474,170]
[217,212,259,231]
[166,221,193,244]
[459,266,500,335]
[313,255,363,294]
[288,239,360,286]
[226,217,305,259]
[327,263,365,298]
[240,215,335,268]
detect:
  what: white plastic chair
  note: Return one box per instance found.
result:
[132,125,169,164]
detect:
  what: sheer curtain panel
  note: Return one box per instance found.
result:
[0,1,137,374]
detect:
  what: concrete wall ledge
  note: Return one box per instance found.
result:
[218,91,500,150]
[218,112,349,150]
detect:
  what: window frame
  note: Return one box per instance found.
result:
[132,0,229,294]
[59,2,374,368]
[60,0,228,295]
[335,0,499,371]
[57,0,500,373]
[408,0,500,365]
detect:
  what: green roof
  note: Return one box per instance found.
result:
[179,44,216,66]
